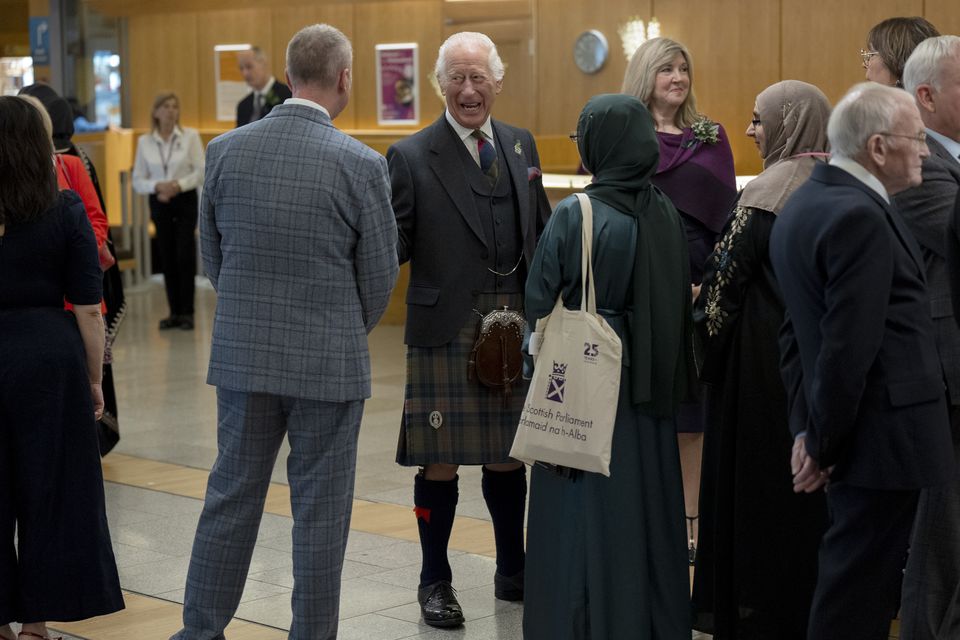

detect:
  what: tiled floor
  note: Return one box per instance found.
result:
[31,277,888,639]
[46,278,528,639]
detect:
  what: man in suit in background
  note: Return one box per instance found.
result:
[770,82,954,640]
[171,24,398,640]
[897,35,960,640]
[387,31,551,628]
[235,46,292,127]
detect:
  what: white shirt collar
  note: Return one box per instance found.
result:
[255,77,277,97]
[926,127,960,163]
[284,98,330,118]
[150,125,183,144]
[829,155,890,204]
[445,110,494,146]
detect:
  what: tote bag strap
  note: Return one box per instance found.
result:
[574,193,598,316]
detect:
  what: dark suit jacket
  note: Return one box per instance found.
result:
[387,115,552,347]
[235,80,292,128]
[771,163,954,490]
[951,191,960,323]
[894,136,960,405]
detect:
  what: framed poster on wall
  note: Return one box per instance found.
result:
[214,44,252,122]
[376,43,418,125]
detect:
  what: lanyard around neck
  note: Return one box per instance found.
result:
[156,132,178,179]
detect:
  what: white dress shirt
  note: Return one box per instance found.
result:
[445,110,494,168]
[829,155,890,204]
[132,125,205,195]
[284,98,330,118]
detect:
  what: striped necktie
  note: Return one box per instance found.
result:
[472,129,499,183]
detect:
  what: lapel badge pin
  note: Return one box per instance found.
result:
[514,140,522,155]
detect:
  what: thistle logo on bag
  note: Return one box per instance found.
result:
[546,361,567,403]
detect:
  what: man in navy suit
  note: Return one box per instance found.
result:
[771,82,955,640]
[387,31,551,628]
[897,35,960,640]
[235,46,292,127]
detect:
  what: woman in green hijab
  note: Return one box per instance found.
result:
[523,94,694,639]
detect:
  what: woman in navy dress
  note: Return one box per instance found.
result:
[0,96,123,640]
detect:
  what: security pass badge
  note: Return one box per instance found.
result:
[429,411,443,430]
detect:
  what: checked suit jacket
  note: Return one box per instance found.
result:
[387,114,552,347]
[894,135,960,406]
[201,102,399,402]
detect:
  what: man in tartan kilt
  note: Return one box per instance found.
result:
[386,31,551,628]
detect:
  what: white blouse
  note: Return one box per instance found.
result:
[132,126,205,195]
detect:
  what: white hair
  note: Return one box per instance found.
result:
[434,32,505,85]
[903,35,960,94]
[827,82,913,159]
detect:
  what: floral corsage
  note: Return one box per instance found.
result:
[685,116,720,147]
[264,88,283,109]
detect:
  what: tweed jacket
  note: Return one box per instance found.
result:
[387,114,552,347]
[201,102,399,402]
[772,163,954,490]
[895,135,960,405]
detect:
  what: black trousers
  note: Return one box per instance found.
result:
[150,189,198,316]
[807,481,920,640]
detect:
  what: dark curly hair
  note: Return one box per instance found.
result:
[0,96,58,225]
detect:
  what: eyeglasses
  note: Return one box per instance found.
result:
[860,49,879,67]
[879,131,928,146]
[568,132,579,143]
[749,118,762,128]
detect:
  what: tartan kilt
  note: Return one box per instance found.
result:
[396,292,529,466]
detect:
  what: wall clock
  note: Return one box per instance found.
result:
[573,29,609,74]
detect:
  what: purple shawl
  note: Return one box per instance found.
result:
[652,124,737,233]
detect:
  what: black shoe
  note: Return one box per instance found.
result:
[494,569,524,601]
[687,515,699,566]
[178,315,194,331]
[418,580,464,628]
[158,316,181,330]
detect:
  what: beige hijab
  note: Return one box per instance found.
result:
[739,80,831,215]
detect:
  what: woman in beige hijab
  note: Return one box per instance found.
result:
[691,80,831,640]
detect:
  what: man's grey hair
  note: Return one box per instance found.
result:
[434,32,505,86]
[827,82,914,158]
[903,35,960,94]
[286,24,352,89]
[246,46,267,63]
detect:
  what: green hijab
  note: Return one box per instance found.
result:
[579,94,695,416]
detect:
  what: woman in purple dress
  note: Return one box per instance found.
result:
[622,37,737,561]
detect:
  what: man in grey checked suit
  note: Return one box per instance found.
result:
[171,24,398,640]
[896,35,960,640]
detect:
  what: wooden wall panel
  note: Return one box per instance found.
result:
[781,0,921,104]
[655,0,779,176]
[353,1,444,129]
[127,13,199,130]
[535,0,649,136]
[270,5,356,128]
[925,0,960,37]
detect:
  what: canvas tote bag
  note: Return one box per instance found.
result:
[510,193,622,476]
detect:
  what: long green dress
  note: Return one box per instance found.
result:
[522,194,690,639]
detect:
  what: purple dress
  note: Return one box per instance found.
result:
[653,125,737,432]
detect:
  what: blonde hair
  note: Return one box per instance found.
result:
[150,92,179,132]
[18,94,54,148]
[621,37,699,128]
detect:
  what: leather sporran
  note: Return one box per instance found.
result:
[468,306,526,400]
